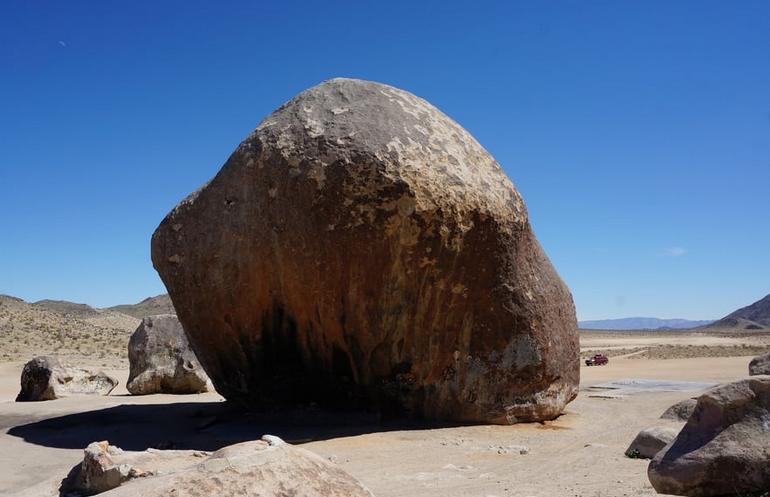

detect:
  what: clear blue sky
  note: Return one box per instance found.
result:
[1,1,768,320]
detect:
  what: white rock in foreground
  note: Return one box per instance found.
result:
[79,436,375,497]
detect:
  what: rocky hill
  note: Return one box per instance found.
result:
[0,295,140,366]
[32,299,100,317]
[706,293,770,330]
[107,294,175,319]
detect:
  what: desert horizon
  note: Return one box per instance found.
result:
[3,2,769,497]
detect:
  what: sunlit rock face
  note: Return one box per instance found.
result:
[152,78,579,424]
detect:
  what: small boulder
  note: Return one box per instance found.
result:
[625,426,678,459]
[61,441,208,495]
[748,351,770,375]
[80,436,375,496]
[16,356,117,401]
[78,441,147,494]
[649,376,770,496]
[659,398,698,421]
[127,315,210,395]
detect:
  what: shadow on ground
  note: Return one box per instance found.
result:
[7,401,466,451]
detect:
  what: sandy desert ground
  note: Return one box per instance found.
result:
[1,330,767,497]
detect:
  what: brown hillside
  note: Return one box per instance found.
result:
[707,293,770,330]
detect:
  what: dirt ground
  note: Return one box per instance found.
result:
[0,331,765,497]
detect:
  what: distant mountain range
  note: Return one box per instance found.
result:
[579,317,715,330]
[705,293,770,330]
[581,293,770,331]
[16,294,176,320]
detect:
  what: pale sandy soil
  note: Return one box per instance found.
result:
[0,332,766,497]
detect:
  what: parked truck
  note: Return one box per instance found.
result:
[585,354,609,366]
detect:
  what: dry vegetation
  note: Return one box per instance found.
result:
[580,329,770,362]
[0,295,139,367]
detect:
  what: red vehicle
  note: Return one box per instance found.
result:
[585,354,609,366]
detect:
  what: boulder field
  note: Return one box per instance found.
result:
[152,78,579,424]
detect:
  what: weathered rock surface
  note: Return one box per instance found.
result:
[648,376,770,496]
[61,440,209,495]
[76,441,146,494]
[127,314,210,395]
[15,356,117,401]
[659,398,698,421]
[748,351,770,375]
[152,78,579,424]
[82,436,374,497]
[625,426,678,459]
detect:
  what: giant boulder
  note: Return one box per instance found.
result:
[16,356,118,401]
[648,376,770,496]
[127,315,210,395]
[151,78,579,424]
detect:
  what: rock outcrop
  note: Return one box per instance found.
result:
[152,78,579,424]
[748,351,770,375]
[659,398,697,421]
[61,441,208,495]
[15,356,118,401]
[70,436,374,497]
[127,315,210,395]
[625,426,678,459]
[648,376,770,496]
[77,441,148,494]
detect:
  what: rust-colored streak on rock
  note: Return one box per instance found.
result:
[152,78,579,424]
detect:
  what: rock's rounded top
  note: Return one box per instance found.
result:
[236,77,526,227]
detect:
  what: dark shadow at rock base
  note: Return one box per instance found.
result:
[7,401,469,452]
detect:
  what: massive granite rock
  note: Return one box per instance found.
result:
[648,376,770,496]
[16,356,117,401]
[127,314,210,395]
[152,78,579,424]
